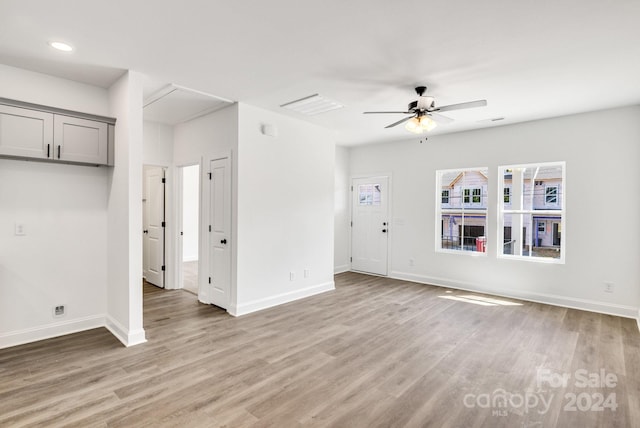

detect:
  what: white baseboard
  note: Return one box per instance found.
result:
[334,264,350,274]
[391,271,639,319]
[0,315,105,349]
[229,281,335,317]
[105,316,147,347]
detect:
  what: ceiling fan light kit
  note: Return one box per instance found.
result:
[405,115,437,133]
[364,86,487,134]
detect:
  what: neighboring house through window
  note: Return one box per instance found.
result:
[436,168,488,254]
[498,162,565,263]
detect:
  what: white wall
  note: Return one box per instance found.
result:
[182,164,199,261]
[346,106,640,318]
[173,104,239,302]
[334,145,351,273]
[234,103,335,315]
[143,121,173,166]
[0,64,111,116]
[106,71,145,346]
[0,65,110,348]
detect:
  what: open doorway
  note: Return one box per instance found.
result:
[179,164,200,295]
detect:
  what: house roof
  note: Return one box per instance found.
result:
[444,170,488,188]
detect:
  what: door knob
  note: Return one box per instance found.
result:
[382,229,387,233]
[143,230,148,234]
[220,239,227,244]
[383,222,387,226]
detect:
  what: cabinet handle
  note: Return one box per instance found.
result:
[47,144,50,158]
[57,145,61,159]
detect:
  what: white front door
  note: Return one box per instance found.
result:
[209,157,231,308]
[351,176,389,276]
[143,166,165,288]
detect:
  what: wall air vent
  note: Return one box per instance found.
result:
[280,94,343,115]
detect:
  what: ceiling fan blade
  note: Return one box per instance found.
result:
[363,111,413,114]
[428,112,454,124]
[435,99,487,113]
[385,115,414,128]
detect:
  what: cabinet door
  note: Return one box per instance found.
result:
[0,105,53,159]
[54,115,108,165]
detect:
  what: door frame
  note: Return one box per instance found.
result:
[350,173,392,276]
[174,159,203,295]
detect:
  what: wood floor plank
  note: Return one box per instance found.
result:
[0,272,638,427]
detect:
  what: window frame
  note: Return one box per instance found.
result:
[497,161,565,264]
[436,167,488,256]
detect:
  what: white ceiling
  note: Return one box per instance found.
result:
[1,0,639,146]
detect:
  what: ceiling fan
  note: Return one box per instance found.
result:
[363,86,487,133]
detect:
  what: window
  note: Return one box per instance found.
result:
[545,185,558,205]
[358,184,381,206]
[498,162,565,263]
[463,188,470,203]
[463,187,482,206]
[442,189,450,204]
[472,188,481,204]
[436,168,488,254]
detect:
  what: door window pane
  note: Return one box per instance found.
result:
[358,184,381,206]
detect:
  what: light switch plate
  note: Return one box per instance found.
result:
[15,223,26,236]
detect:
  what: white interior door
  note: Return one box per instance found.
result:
[143,166,165,288]
[351,176,389,276]
[209,157,231,308]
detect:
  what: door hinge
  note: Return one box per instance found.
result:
[350,221,353,227]
[208,172,212,180]
[161,177,166,184]
[351,185,353,191]
[161,265,165,271]
[162,221,166,228]
[209,225,211,232]
[208,277,211,284]
[180,231,183,236]
[350,257,352,262]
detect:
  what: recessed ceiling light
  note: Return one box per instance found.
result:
[49,41,73,52]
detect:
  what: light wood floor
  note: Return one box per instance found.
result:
[182,260,198,295]
[1,272,638,427]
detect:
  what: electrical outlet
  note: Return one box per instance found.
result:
[290,271,295,281]
[53,305,65,317]
[304,269,310,278]
[604,282,614,293]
